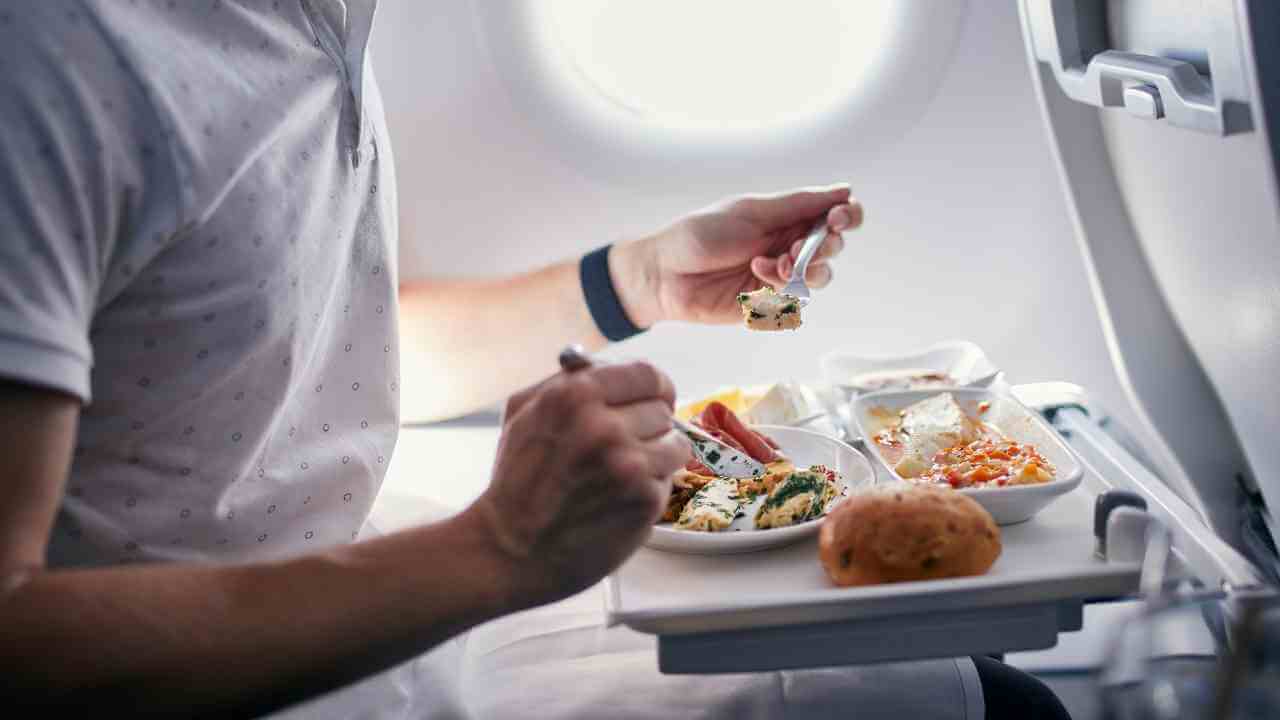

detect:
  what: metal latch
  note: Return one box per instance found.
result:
[1023,0,1252,135]
[1122,84,1162,120]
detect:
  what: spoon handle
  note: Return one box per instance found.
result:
[788,217,830,284]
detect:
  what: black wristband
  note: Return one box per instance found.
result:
[579,245,646,342]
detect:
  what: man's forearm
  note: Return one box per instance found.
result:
[398,238,657,422]
[2,509,517,717]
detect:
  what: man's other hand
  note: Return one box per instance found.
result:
[467,361,690,609]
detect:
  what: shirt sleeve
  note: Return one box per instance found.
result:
[0,3,178,402]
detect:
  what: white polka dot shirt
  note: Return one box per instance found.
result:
[0,0,400,567]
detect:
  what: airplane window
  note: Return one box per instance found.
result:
[544,1,896,133]
[472,1,966,186]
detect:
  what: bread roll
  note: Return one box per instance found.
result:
[819,483,1001,587]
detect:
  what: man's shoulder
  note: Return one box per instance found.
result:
[0,2,172,159]
[63,0,336,223]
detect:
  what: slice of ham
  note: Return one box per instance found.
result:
[684,400,780,473]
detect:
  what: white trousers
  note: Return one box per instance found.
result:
[269,498,984,720]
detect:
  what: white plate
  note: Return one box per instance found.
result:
[850,388,1083,525]
[820,340,1000,400]
[646,425,874,554]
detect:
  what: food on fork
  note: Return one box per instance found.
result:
[819,483,1001,587]
[665,400,782,521]
[732,459,796,500]
[674,454,795,503]
[754,465,841,529]
[871,393,1056,489]
[736,286,802,331]
[685,401,781,472]
[663,400,847,532]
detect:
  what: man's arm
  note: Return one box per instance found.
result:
[2,359,685,717]
[399,258,609,424]
[399,185,862,421]
[0,381,517,716]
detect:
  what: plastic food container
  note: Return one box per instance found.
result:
[851,388,1083,524]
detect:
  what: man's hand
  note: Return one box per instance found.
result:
[612,185,863,327]
[398,184,862,421]
[467,362,691,608]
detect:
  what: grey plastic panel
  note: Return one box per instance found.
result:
[1024,0,1252,134]
[1018,0,1267,554]
[1098,106,1280,530]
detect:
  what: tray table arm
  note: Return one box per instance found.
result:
[1011,381,1267,592]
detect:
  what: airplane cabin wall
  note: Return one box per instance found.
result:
[373,0,1147,437]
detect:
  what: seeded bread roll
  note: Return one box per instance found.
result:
[819,483,1001,587]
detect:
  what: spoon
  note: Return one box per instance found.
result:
[557,345,768,479]
[778,216,832,307]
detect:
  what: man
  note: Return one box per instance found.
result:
[0,2,1069,718]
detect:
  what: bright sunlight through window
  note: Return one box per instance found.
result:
[545,1,897,133]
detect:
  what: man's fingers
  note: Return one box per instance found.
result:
[736,184,852,231]
[758,210,852,286]
[804,261,833,290]
[616,400,675,441]
[503,372,560,422]
[510,358,675,425]
[789,232,845,265]
[644,429,693,480]
[750,256,783,286]
[588,361,676,408]
[827,201,863,232]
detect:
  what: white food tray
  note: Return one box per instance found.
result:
[852,388,1084,525]
[605,472,1140,672]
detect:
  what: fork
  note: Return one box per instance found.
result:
[557,345,768,479]
[778,216,833,306]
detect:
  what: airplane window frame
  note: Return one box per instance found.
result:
[470,0,970,188]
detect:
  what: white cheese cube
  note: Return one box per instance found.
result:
[744,383,807,425]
